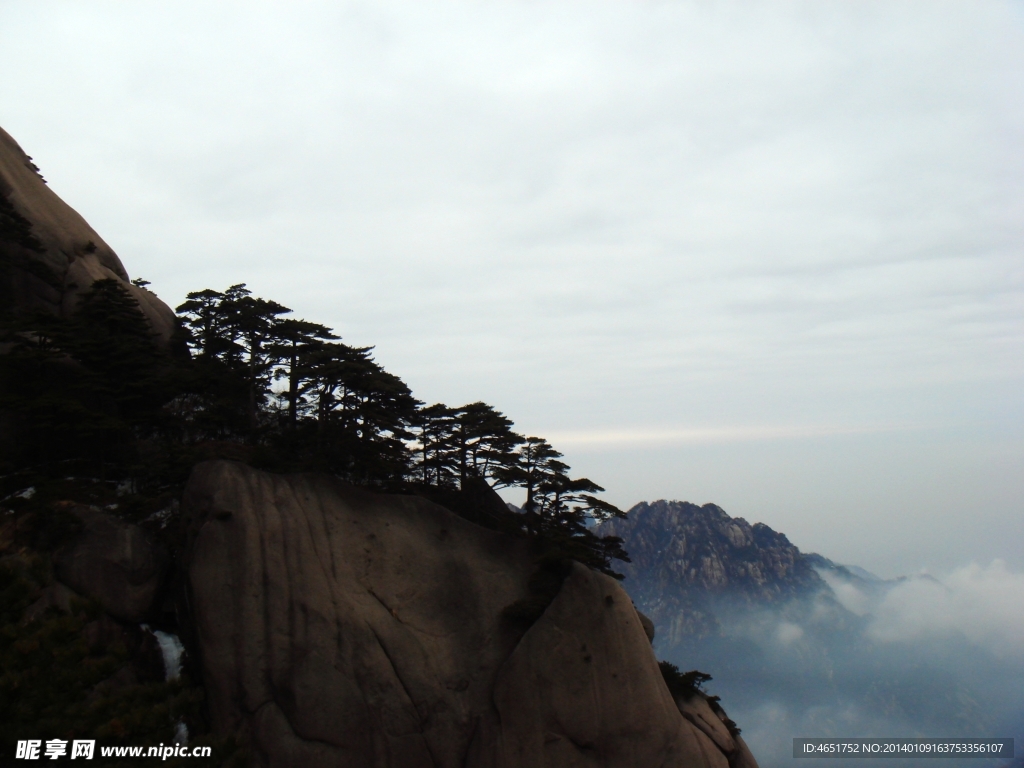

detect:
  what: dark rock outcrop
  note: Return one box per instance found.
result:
[638,609,656,643]
[0,125,175,342]
[54,506,169,623]
[181,461,753,768]
[674,694,759,768]
[490,563,726,767]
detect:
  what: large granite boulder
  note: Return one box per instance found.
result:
[0,125,175,342]
[490,562,731,768]
[182,461,753,768]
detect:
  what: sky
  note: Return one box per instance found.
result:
[1,1,1022,578]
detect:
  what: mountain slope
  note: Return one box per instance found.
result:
[0,125,175,341]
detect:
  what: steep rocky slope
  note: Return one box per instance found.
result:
[0,125,175,341]
[180,461,756,768]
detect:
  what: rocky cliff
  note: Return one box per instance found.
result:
[0,125,175,342]
[597,500,823,642]
[0,123,762,765]
[180,461,756,768]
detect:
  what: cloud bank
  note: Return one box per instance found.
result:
[865,561,1024,660]
[658,561,1024,767]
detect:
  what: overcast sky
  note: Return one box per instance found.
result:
[2,1,1021,577]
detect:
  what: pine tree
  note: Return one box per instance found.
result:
[0,279,170,477]
[493,437,563,522]
[492,435,629,577]
[270,318,337,428]
[295,341,418,484]
[452,402,524,487]
[218,285,293,432]
[412,403,458,488]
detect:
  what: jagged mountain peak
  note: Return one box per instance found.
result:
[598,499,824,641]
[602,499,820,597]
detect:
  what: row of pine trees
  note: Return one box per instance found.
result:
[1,278,628,575]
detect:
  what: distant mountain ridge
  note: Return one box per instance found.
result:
[598,499,825,641]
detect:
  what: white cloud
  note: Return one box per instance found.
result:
[868,560,1024,659]
[775,621,804,645]
[818,570,873,617]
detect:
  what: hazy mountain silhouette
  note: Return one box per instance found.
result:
[600,501,1024,768]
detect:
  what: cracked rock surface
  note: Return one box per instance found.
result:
[182,461,751,768]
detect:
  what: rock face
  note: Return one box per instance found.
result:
[675,694,759,768]
[181,461,753,768]
[490,564,728,768]
[54,505,169,623]
[597,500,823,642]
[0,125,175,342]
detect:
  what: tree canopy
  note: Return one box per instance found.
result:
[2,280,630,578]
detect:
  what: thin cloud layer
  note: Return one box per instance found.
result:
[546,421,916,448]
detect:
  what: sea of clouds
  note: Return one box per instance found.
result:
[858,561,1024,661]
[656,560,1024,768]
